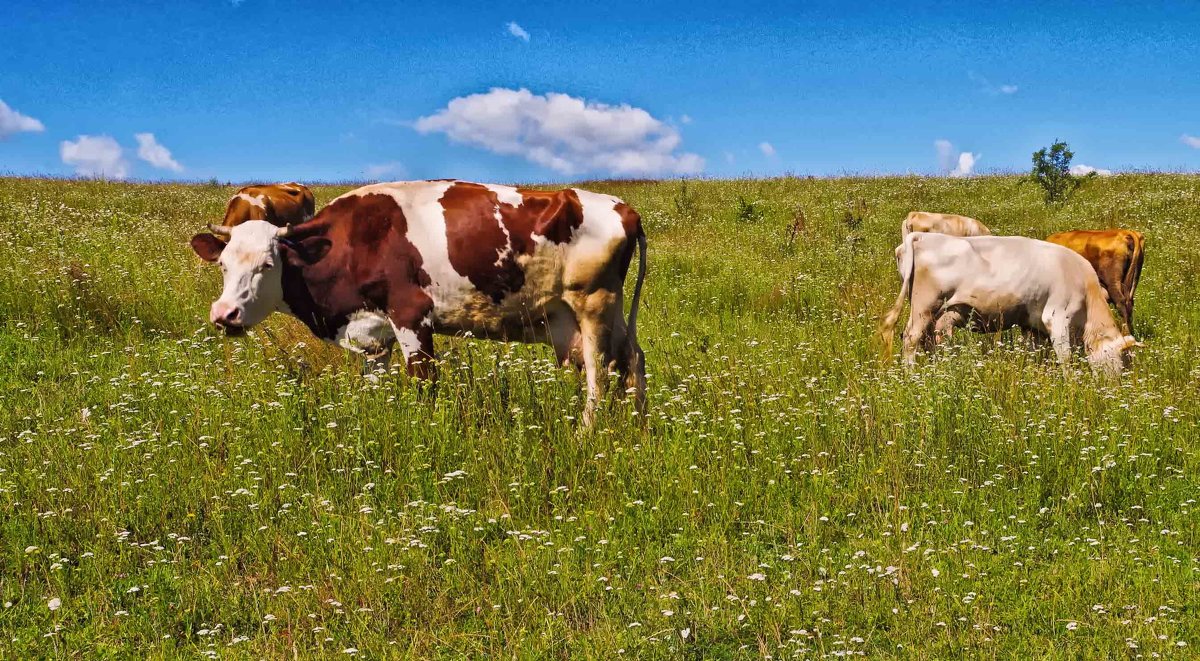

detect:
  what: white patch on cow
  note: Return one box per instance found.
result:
[483,184,523,267]
[485,183,524,208]
[237,192,267,210]
[333,310,394,356]
[390,322,424,360]
[491,207,514,267]
[212,220,285,328]
[564,189,629,286]
[571,188,626,239]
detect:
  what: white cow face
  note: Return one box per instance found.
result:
[190,220,286,334]
[1088,334,1142,376]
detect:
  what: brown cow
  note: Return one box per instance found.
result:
[1045,229,1145,335]
[222,182,315,227]
[190,180,647,426]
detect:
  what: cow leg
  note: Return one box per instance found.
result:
[566,288,619,427]
[933,309,965,346]
[901,291,940,365]
[620,336,647,415]
[387,293,436,381]
[1041,311,1072,367]
[547,307,584,371]
[602,302,647,412]
[1101,275,1130,334]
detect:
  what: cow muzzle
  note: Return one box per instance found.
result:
[210,302,247,336]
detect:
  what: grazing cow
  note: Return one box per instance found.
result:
[190,180,647,425]
[222,182,316,228]
[880,232,1140,375]
[1045,229,1145,335]
[901,211,991,238]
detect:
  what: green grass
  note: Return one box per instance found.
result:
[0,174,1197,658]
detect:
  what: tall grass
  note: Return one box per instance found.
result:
[0,175,1196,658]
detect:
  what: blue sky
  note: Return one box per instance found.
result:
[2,0,1199,182]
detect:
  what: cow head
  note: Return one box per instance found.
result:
[1087,334,1143,375]
[190,220,330,335]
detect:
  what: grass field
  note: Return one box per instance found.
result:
[0,174,1197,658]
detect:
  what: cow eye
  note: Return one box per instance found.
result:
[261,260,274,270]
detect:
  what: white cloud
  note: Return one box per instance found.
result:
[60,135,129,179]
[507,22,530,42]
[134,133,183,172]
[968,71,1018,96]
[414,87,704,176]
[758,141,776,157]
[1182,134,1200,149]
[364,162,405,179]
[935,139,979,177]
[724,151,735,165]
[0,99,45,139]
[1070,164,1113,176]
[679,114,693,125]
[951,152,978,177]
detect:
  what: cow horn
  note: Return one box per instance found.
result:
[275,226,292,238]
[207,224,233,236]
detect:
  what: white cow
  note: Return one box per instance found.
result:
[901,211,991,238]
[880,232,1140,374]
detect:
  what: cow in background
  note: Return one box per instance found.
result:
[222,182,315,228]
[1045,229,1145,335]
[880,232,1140,375]
[901,211,991,238]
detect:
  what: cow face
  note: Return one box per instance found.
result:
[191,220,287,335]
[1088,334,1143,375]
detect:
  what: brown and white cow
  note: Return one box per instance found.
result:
[901,211,991,238]
[190,180,647,425]
[880,232,1140,375]
[1045,229,1145,335]
[222,182,316,228]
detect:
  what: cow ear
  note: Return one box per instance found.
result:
[1123,335,1144,350]
[283,237,332,266]
[190,233,226,262]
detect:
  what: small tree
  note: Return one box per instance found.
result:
[1030,140,1080,203]
[672,179,699,222]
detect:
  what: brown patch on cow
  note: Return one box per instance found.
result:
[495,188,585,254]
[440,182,525,303]
[610,201,643,281]
[613,202,643,239]
[438,184,587,304]
[279,193,431,339]
[223,183,316,227]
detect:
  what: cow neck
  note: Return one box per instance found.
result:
[277,260,340,339]
[1082,283,1123,354]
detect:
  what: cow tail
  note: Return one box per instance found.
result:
[880,234,917,359]
[626,230,647,350]
[1124,232,1145,301]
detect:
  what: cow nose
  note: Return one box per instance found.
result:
[210,302,243,327]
